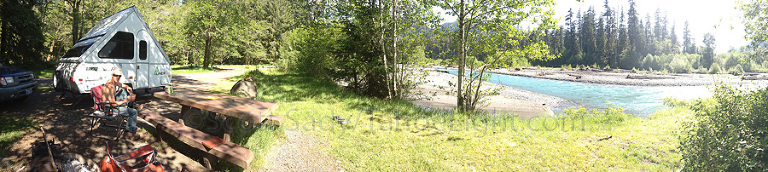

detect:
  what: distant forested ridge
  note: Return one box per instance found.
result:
[529,0,768,73]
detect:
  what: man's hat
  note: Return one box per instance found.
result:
[111,67,123,76]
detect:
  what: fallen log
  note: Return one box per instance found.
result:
[567,74,582,79]
[597,135,612,141]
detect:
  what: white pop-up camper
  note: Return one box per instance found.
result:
[55,5,171,96]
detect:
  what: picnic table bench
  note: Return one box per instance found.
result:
[138,90,281,169]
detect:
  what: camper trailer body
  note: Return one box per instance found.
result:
[55,6,171,95]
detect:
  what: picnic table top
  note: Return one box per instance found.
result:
[153,90,279,123]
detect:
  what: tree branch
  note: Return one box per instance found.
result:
[442,0,458,17]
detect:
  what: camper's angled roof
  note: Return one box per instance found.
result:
[80,6,136,41]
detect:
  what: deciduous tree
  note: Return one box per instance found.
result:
[184,0,246,68]
[440,0,557,111]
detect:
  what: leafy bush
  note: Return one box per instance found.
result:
[561,64,572,70]
[681,85,768,171]
[708,63,722,74]
[662,97,692,107]
[724,54,741,69]
[669,57,693,73]
[642,54,658,70]
[763,61,768,71]
[727,64,744,75]
[742,61,763,73]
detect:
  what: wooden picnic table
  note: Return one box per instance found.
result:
[143,90,282,169]
[153,90,282,127]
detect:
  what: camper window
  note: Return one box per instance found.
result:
[63,45,92,58]
[139,41,147,60]
[98,32,134,60]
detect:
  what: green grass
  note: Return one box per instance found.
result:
[171,65,221,74]
[30,69,54,78]
[37,86,54,92]
[171,65,271,75]
[212,69,689,171]
[0,113,38,157]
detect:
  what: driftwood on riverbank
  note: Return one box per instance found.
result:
[626,74,675,80]
[742,75,768,80]
[567,74,582,79]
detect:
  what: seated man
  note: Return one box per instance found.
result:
[102,67,139,137]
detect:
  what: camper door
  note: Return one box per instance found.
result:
[136,30,150,89]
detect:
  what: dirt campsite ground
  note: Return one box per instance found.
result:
[0,68,338,171]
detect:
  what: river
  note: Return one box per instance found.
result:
[444,69,712,117]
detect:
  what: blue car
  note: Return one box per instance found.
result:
[0,63,37,102]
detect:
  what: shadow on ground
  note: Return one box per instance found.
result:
[0,76,216,171]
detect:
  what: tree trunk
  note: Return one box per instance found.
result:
[471,65,489,109]
[380,0,392,99]
[71,0,81,45]
[187,50,195,66]
[203,35,212,68]
[456,0,466,111]
[392,0,398,98]
[48,24,63,61]
[1,16,6,58]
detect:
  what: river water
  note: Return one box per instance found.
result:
[444,69,712,117]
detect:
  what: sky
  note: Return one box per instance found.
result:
[435,0,748,53]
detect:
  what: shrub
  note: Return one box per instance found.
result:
[727,64,744,75]
[681,85,768,171]
[724,55,741,69]
[642,54,658,70]
[708,63,722,74]
[742,61,762,73]
[561,64,572,70]
[762,61,768,70]
[662,97,692,107]
[669,57,692,73]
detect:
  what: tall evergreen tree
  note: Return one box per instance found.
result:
[669,23,679,53]
[654,9,664,41]
[564,8,583,64]
[624,0,643,69]
[604,1,617,67]
[702,33,716,68]
[661,12,669,41]
[580,7,597,65]
[644,14,655,55]
[683,20,693,54]
[617,7,628,67]
[596,16,606,65]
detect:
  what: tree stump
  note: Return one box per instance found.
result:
[230,76,257,98]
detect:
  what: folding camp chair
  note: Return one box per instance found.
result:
[87,84,126,140]
[99,141,166,172]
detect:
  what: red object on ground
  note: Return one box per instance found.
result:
[203,137,226,149]
[99,142,166,172]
